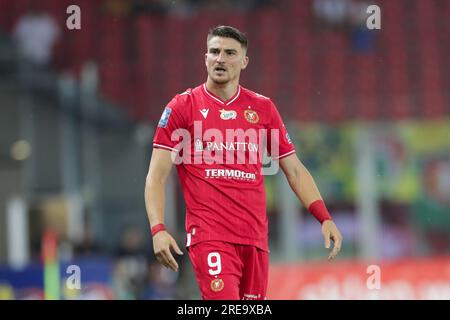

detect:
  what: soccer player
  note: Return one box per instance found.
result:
[145,25,342,300]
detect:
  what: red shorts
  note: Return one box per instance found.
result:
[187,241,269,300]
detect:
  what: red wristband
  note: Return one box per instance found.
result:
[308,200,332,224]
[151,224,166,237]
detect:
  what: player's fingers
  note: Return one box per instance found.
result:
[171,239,184,256]
[155,252,170,269]
[328,235,342,261]
[332,233,342,252]
[328,246,337,261]
[164,248,179,272]
[329,245,339,260]
[156,247,175,270]
[323,231,331,249]
[333,235,342,253]
[328,252,335,261]
[157,250,172,270]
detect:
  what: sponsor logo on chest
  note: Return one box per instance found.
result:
[219,109,237,120]
[205,169,257,181]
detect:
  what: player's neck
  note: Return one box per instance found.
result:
[205,79,239,102]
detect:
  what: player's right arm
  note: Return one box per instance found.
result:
[145,148,183,272]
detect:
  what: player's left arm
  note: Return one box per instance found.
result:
[280,153,343,261]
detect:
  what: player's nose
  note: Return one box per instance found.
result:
[216,51,225,62]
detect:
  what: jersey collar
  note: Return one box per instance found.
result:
[202,83,241,106]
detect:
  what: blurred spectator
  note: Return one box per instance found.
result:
[13,5,60,91]
[380,224,417,259]
[412,157,450,255]
[139,261,177,299]
[348,0,376,53]
[113,226,150,299]
[313,0,350,29]
[163,0,197,18]
[73,223,102,257]
[13,7,60,67]
[115,226,148,257]
[102,0,133,18]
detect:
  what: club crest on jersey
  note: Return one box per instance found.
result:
[210,278,224,292]
[219,109,237,120]
[244,109,259,124]
[158,107,172,128]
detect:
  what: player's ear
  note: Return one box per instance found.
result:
[205,53,208,67]
[241,56,249,70]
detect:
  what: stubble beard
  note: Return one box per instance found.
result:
[212,77,229,85]
[209,69,234,85]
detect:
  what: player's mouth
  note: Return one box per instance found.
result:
[214,66,227,74]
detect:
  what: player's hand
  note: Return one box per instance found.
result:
[153,231,184,272]
[321,220,343,262]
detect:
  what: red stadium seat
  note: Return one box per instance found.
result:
[6,0,448,123]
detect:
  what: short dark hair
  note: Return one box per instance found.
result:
[207,25,248,51]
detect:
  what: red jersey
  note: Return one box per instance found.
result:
[153,84,295,252]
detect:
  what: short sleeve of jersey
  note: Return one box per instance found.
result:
[266,100,296,159]
[153,95,188,152]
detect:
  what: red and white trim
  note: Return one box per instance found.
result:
[202,84,241,106]
[272,149,296,160]
[186,233,192,247]
[153,143,179,152]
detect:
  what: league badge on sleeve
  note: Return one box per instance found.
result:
[158,107,172,128]
[286,132,292,144]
